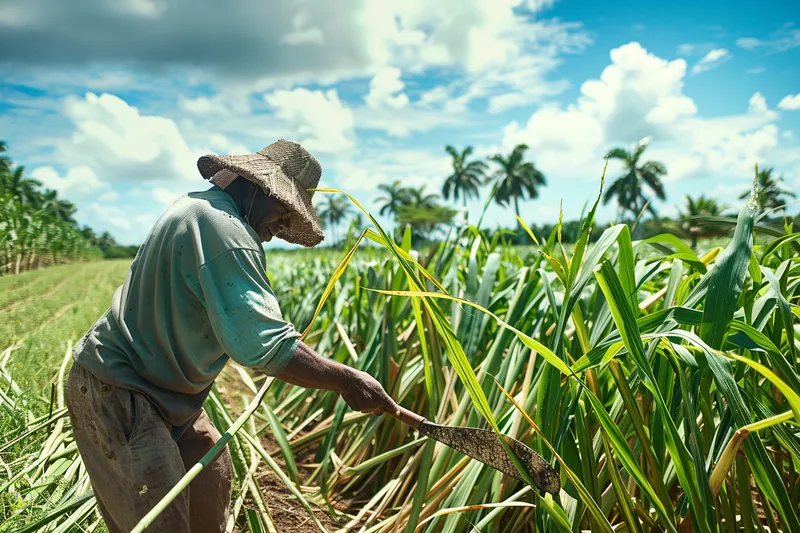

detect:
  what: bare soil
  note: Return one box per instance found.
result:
[216,370,369,532]
[239,434,353,533]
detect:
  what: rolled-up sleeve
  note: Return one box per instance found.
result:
[197,248,299,375]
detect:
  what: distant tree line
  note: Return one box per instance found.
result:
[362,137,796,247]
[0,141,137,276]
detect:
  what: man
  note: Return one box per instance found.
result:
[66,139,396,532]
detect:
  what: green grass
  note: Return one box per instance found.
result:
[0,260,131,396]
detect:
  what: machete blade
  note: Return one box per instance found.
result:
[419,420,560,496]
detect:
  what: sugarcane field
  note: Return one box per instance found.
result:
[1,2,800,532]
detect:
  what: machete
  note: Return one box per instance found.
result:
[387,404,560,496]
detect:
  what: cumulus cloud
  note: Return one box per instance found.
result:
[692,48,731,73]
[504,41,696,161]
[748,92,768,114]
[53,92,202,182]
[205,134,250,155]
[0,0,586,89]
[281,11,325,46]
[354,104,469,137]
[503,42,781,183]
[178,93,251,116]
[364,67,409,109]
[152,186,185,205]
[778,93,800,111]
[98,190,119,202]
[524,0,558,11]
[29,165,107,195]
[332,149,451,194]
[264,88,354,153]
[86,203,131,230]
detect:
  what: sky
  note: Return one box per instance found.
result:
[1,0,798,247]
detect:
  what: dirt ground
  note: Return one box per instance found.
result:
[238,435,354,533]
[216,372,369,532]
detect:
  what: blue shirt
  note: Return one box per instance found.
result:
[74,187,300,437]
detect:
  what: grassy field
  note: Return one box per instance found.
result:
[1,185,799,533]
[0,260,132,396]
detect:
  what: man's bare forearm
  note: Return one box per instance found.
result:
[276,340,353,393]
[275,340,396,414]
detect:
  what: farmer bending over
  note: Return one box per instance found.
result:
[66,140,395,532]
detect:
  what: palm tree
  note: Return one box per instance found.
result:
[488,144,547,226]
[344,213,365,248]
[739,167,796,212]
[96,232,117,253]
[317,194,353,244]
[404,186,439,209]
[375,180,409,219]
[0,141,105,275]
[0,141,11,175]
[41,189,77,223]
[0,165,43,206]
[603,137,667,224]
[442,145,487,207]
[680,194,725,249]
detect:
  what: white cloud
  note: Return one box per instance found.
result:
[749,92,768,114]
[333,163,386,193]
[778,93,800,111]
[364,67,409,109]
[502,42,783,184]
[676,42,718,57]
[98,190,120,202]
[87,203,131,230]
[54,92,202,182]
[83,71,136,90]
[178,93,252,116]
[736,25,800,53]
[153,186,185,205]
[354,105,467,137]
[0,0,589,91]
[264,88,354,153]
[503,103,603,174]
[524,0,558,11]
[119,0,166,18]
[206,134,251,155]
[692,48,731,73]
[332,149,451,194]
[178,96,216,114]
[30,165,107,196]
[746,66,766,74]
[736,38,762,50]
[281,11,324,46]
[504,42,697,175]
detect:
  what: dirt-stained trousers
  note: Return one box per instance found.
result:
[65,363,233,532]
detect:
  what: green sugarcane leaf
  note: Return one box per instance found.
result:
[699,188,757,350]
[263,404,300,485]
[594,261,713,533]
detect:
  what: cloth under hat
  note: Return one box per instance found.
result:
[198,140,325,247]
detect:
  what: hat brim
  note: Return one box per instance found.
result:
[198,153,324,247]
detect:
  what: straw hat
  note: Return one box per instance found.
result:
[197,140,324,247]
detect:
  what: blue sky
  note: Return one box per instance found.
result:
[1,0,798,246]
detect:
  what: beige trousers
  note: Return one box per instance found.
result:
[65,364,233,533]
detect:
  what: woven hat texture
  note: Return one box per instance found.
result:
[198,140,324,247]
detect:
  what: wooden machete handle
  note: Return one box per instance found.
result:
[386,403,426,430]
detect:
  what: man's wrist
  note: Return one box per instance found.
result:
[336,366,356,395]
